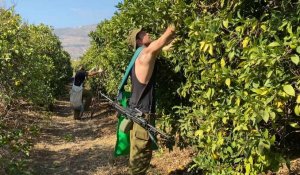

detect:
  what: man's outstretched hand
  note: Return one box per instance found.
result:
[168,23,176,32]
[98,68,103,74]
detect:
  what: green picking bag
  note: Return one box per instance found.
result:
[114,46,159,156]
[114,91,157,157]
[114,47,144,157]
[114,91,131,156]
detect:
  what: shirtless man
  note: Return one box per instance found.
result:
[127,25,175,174]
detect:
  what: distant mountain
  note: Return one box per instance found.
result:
[54,24,97,60]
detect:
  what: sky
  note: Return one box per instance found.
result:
[1,0,122,28]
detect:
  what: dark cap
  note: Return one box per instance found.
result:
[127,28,142,50]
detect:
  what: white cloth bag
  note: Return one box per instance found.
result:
[70,84,83,110]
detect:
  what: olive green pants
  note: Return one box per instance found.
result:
[82,89,92,110]
[129,114,154,175]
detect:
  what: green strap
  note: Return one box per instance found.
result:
[118,46,144,92]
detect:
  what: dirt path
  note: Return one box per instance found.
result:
[28,98,192,175]
[28,99,129,175]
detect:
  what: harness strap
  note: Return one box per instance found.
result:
[117,46,144,100]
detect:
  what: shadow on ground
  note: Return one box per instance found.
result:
[29,144,128,175]
[28,97,129,175]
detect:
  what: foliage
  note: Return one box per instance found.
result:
[0,120,37,175]
[171,1,300,174]
[0,8,72,108]
[0,8,72,174]
[83,0,300,174]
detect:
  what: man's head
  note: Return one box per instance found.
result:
[128,28,152,50]
[78,65,85,71]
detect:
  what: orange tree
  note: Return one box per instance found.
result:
[0,8,72,108]
[0,8,72,174]
[82,0,300,174]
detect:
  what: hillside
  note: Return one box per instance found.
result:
[54,24,97,60]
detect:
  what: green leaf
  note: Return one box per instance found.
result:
[289,122,300,128]
[261,25,267,32]
[221,58,226,68]
[245,163,251,175]
[200,41,205,51]
[267,71,273,78]
[262,111,269,123]
[208,44,213,56]
[296,46,300,54]
[222,117,228,124]
[270,112,276,120]
[203,44,209,52]
[249,156,253,165]
[294,105,300,116]
[226,146,233,154]
[242,37,250,48]
[258,141,264,153]
[279,21,288,30]
[287,23,293,34]
[291,55,299,65]
[220,0,225,7]
[225,78,231,87]
[206,88,212,99]
[223,19,229,29]
[283,85,295,96]
[195,130,204,138]
[234,157,243,163]
[235,97,241,106]
[228,51,235,60]
[268,42,280,47]
[174,65,180,72]
[270,135,276,144]
[251,88,268,95]
[235,26,243,33]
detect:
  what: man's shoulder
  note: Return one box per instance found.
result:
[138,46,154,57]
[75,70,87,77]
